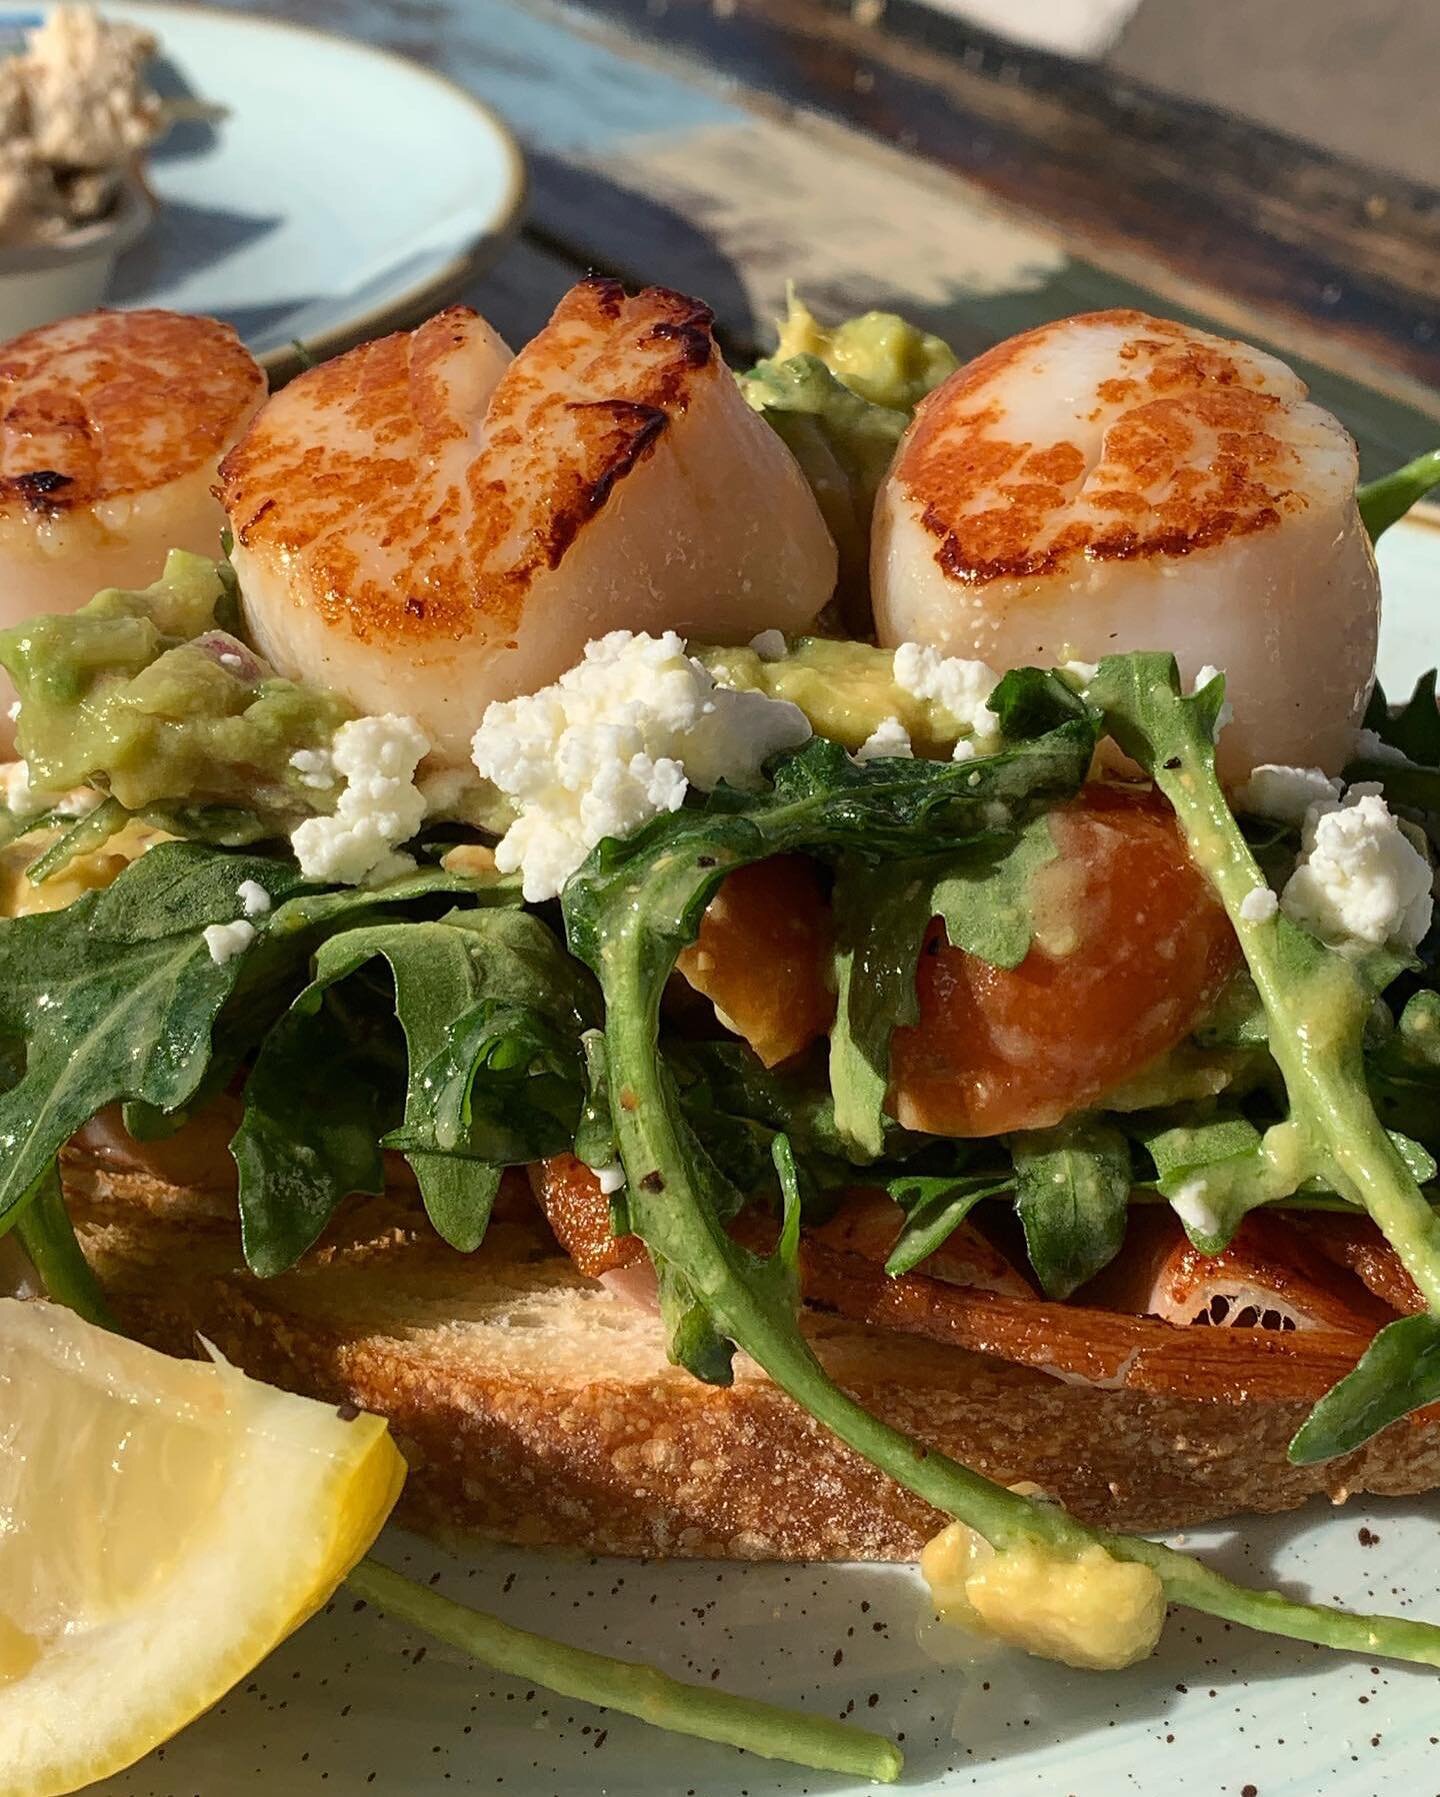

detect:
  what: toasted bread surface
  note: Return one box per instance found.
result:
[61,1156,1440,1557]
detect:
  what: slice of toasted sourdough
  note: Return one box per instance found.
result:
[60,1150,1440,1559]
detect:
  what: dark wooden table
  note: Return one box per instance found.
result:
[256,0,1439,475]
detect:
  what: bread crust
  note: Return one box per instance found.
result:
[63,1156,1440,1560]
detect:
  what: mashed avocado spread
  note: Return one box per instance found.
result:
[0,551,352,827]
[739,293,957,624]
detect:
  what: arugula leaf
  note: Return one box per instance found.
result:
[1289,1315,1440,1464]
[1364,668,1440,764]
[1011,1120,1132,1297]
[828,860,931,1159]
[1134,1111,1268,1250]
[1357,449,1440,541]
[0,842,495,1236]
[885,1171,1013,1276]
[930,812,1057,969]
[0,843,303,1225]
[239,908,595,1272]
[232,982,399,1276]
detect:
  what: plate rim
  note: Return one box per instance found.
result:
[109,0,528,372]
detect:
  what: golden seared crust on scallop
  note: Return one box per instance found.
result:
[220,305,513,649]
[900,309,1313,583]
[0,309,264,512]
[872,309,1380,780]
[221,281,837,763]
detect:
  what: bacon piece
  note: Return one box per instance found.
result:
[1295,1213,1425,1317]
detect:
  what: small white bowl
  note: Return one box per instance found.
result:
[0,175,153,340]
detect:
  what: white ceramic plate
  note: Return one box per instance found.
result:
[91,515,1439,1797]
[8,2,524,372]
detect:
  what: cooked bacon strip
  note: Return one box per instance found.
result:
[1088,1210,1394,1334]
[1295,1213,1425,1317]
[806,1192,1032,1298]
[797,1239,1374,1405]
[532,1159,1392,1404]
[529,1154,642,1278]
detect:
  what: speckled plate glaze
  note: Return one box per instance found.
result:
[95,515,1438,1797]
[15,1,525,372]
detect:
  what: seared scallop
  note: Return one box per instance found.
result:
[871,310,1379,779]
[0,308,266,746]
[221,281,838,763]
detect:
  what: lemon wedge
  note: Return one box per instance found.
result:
[0,1299,406,1796]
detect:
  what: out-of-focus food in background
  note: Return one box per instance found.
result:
[0,6,184,334]
[0,6,163,243]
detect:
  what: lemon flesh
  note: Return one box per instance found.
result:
[0,1299,406,1796]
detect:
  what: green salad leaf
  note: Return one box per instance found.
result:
[238,907,595,1273]
[1011,1119,1132,1298]
[884,1170,1013,1276]
[0,843,493,1235]
[1289,1315,1440,1464]
[1357,448,1440,541]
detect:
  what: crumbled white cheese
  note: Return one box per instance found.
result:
[854,716,913,763]
[749,629,787,662]
[1235,764,1343,826]
[951,738,978,763]
[1062,658,1099,686]
[289,746,335,792]
[1238,885,1279,924]
[1169,1178,1222,1241]
[290,715,430,888]
[6,701,19,723]
[1353,727,1408,765]
[594,1163,627,1196]
[471,631,811,904]
[202,919,255,966]
[218,651,244,672]
[1192,664,1234,739]
[893,643,1001,748]
[1281,784,1433,952]
[236,879,271,918]
[0,760,97,820]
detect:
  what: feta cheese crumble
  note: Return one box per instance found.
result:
[290,715,430,888]
[1169,1178,1222,1241]
[1192,664,1234,739]
[289,746,335,792]
[0,760,100,820]
[854,716,913,762]
[471,631,812,903]
[236,879,271,918]
[594,1163,627,1196]
[1281,784,1433,952]
[202,919,255,965]
[1352,727,1408,766]
[749,629,787,662]
[892,643,1001,755]
[1238,885,1279,925]
[1235,764,1343,827]
[1062,658,1099,687]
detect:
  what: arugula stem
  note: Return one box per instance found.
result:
[1152,746,1440,1314]
[1357,447,1440,540]
[601,846,1440,1674]
[346,1558,902,1781]
[13,1164,116,1331]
